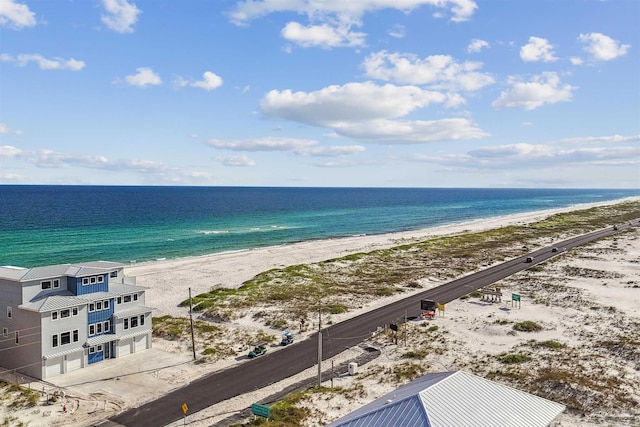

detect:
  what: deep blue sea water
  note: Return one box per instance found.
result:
[1,186,638,267]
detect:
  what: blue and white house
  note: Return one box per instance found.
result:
[0,261,153,380]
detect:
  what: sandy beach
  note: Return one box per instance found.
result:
[2,198,639,427]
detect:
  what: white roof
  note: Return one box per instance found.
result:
[328,371,566,427]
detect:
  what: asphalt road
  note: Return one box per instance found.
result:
[108,223,635,427]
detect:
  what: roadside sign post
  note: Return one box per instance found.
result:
[512,293,521,309]
[437,303,445,316]
[251,403,270,420]
[182,403,188,426]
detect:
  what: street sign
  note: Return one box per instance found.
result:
[182,403,188,415]
[251,403,270,419]
[512,293,521,302]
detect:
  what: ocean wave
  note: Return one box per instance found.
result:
[199,230,230,235]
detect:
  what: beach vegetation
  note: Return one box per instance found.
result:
[384,362,427,384]
[513,321,543,332]
[529,340,565,350]
[498,353,532,364]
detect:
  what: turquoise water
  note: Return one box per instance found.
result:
[0,186,637,267]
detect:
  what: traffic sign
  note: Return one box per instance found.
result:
[251,403,270,419]
[182,403,188,414]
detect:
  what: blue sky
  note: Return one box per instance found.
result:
[1,0,638,188]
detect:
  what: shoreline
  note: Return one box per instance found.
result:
[129,196,639,318]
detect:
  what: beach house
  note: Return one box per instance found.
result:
[0,261,153,380]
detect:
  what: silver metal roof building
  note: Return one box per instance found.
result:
[327,371,566,427]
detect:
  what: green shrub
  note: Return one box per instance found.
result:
[513,321,543,332]
[498,353,532,364]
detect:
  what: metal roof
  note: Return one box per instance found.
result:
[20,294,89,312]
[113,306,154,318]
[108,283,148,294]
[328,371,565,427]
[86,334,118,346]
[43,346,85,360]
[0,261,125,282]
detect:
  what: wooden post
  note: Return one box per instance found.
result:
[189,288,196,361]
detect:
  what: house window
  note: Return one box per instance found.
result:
[53,279,60,288]
[60,309,70,318]
[90,277,96,284]
[140,315,145,326]
[124,318,129,330]
[52,335,58,347]
[72,307,78,316]
[96,323,103,334]
[131,316,138,328]
[117,297,122,304]
[104,300,110,309]
[97,344,103,352]
[96,301,102,311]
[89,346,95,354]
[89,324,95,335]
[97,276,104,283]
[103,321,109,332]
[7,307,11,318]
[73,330,79,342]
[61,332,71,345]
[52,311,58,321]
[110,271,118,278]
[15,331,19,345]
[134,294,138,301]
[123,295,131,303]
[2,327,7,337]
[89,303,95,312]
[41,280,52,290]
[82,278,89,285]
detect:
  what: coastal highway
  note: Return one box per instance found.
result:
[108,223,635,427]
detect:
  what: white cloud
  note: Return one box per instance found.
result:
[101,0,141,33]
[1,53,85,70]
[260,81,487,143]
[281,21,366,48]
[561,134,640,144]
[230,0,478,25]
[411,143,640,169]
[570,57,583,65]
[207,137,364,157]
[578,32,630,61]
[215,154,256,167]
[520,36,557,62]
[0,173,26,183]
[192,71,223,91]
[333,118,488,143]
[174,71,223,90]
[124,67,161,87]
[208,137,317,152]
[387,24,405,39]
[362,51,494,91]
[521,122,533,126]
[0,0,36,29]
[492,72,575,110]
[1,145,213,183]
[261,82,453,127]
[467,38,489,53]
[0,123,23,134]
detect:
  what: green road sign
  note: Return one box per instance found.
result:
[512,293,521,302]
[251,403,270,418]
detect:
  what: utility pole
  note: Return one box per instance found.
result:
[317,303,322,387]
[188,288,196,361]
[404,310,408,347]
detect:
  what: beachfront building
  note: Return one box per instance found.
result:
[327,370,566,427]
[0,261,153,380]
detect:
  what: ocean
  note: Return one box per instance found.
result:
[1,186,638,267]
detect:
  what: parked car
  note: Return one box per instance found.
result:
[248,341,268,358]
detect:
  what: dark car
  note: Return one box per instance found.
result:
[525,256,534,263]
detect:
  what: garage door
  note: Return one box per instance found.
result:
[45,357,63,379]
[134,334,147,353]
[66,351,83,372]
[119,338,132,357]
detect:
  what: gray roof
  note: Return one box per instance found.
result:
[328,371,565,427]
[20,293,89,312]
[43,346,85,360]
[0,261,125,282]
[113,306,154,318]
[108,283,148,294]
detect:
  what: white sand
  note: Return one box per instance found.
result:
[2,198,638,427]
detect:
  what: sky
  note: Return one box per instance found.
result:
[0,0,638,188]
